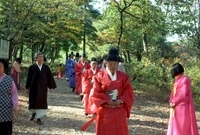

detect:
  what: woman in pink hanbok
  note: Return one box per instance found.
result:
[10,58,21,90]
[167,63,199,135]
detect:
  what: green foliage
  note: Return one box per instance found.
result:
[127,58,171,88]
[126,56,200,102]
[184,61,200,101]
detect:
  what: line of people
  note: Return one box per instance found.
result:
[0,48,199,135]
[65,48,134,135]
[65,48,199,135]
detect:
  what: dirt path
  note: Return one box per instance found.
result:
[13,78,200,135]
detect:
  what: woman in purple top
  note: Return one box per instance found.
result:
[0,58,19,135]
[167,63,199,135]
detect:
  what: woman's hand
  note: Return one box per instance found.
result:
[169,103,175,108]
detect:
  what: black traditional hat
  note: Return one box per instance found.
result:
[106,48,120,62]
[91,57,97,62]
[69,52,74,57]
[75,52,80,57]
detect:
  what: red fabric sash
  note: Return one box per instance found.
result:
[81,115,97,131]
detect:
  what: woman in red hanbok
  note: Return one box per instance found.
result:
[167,63,199,135]
[82,57,100,115]
[75,54,90,95]
[84,48,134,135]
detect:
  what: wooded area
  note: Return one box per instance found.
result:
[1,0,200,100]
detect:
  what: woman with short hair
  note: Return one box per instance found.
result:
[0,58,19,135]
[167,63,198,135]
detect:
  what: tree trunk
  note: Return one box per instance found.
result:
[127,50,131,63]
[143,32,148,56]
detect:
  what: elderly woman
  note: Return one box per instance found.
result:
[0,58,19,135]
[167,63,198,135]
[84,48,134,135]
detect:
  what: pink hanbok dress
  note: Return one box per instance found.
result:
[167,75,199,135]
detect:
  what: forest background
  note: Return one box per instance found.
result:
[1,0,200,103]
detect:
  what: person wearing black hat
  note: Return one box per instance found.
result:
[65,52,77,92]
[75,52,80,62]
[0,58,19,135]
[84,48,134,134]
[75,53,90,95]
[65,52,74,80]
[82,57,100,116]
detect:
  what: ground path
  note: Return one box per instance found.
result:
[13,77,200,135]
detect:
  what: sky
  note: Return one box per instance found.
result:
[92,0,107,13]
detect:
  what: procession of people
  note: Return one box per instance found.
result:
[0,48,199,135]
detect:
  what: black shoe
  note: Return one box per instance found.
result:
[80,95,84,100]
[72,87,75,92]
[36,118,43,125]
[30,113,36,121]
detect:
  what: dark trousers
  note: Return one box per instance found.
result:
[0,121,12,135]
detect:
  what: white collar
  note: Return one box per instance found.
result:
[36,62,43,70]
[106,67,117,81]
[91,68,96,74]
[81,62,85,65]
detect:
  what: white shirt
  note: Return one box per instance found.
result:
[36,62,43,71]
[106,67,117,81]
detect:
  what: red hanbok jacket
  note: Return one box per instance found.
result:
[90,69,134,135]
[82,67,100,114]
[74,62,90,94]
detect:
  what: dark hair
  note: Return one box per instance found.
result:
[0,58,8,70]
[171,63,184,78]
[75,52,80,57]
[69,52,74,57]
[16,58,21,64]
[91,57,97,62]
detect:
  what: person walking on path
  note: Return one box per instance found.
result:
[0,58,19,135]
[65,52,74,81]
[75,54,90,95]
[25,52,57,125]
[57,64,63,79]
[65,52,77,92]
[82,57,100,116]
[167,63,199,135]
[10,58,21,90]
[84,48,134,135]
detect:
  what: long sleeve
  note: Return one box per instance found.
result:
[119,75,134,112]
[26,65,34,89]
[11,81,18,109]
[13,61,21,72]
[170,77,190,106]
